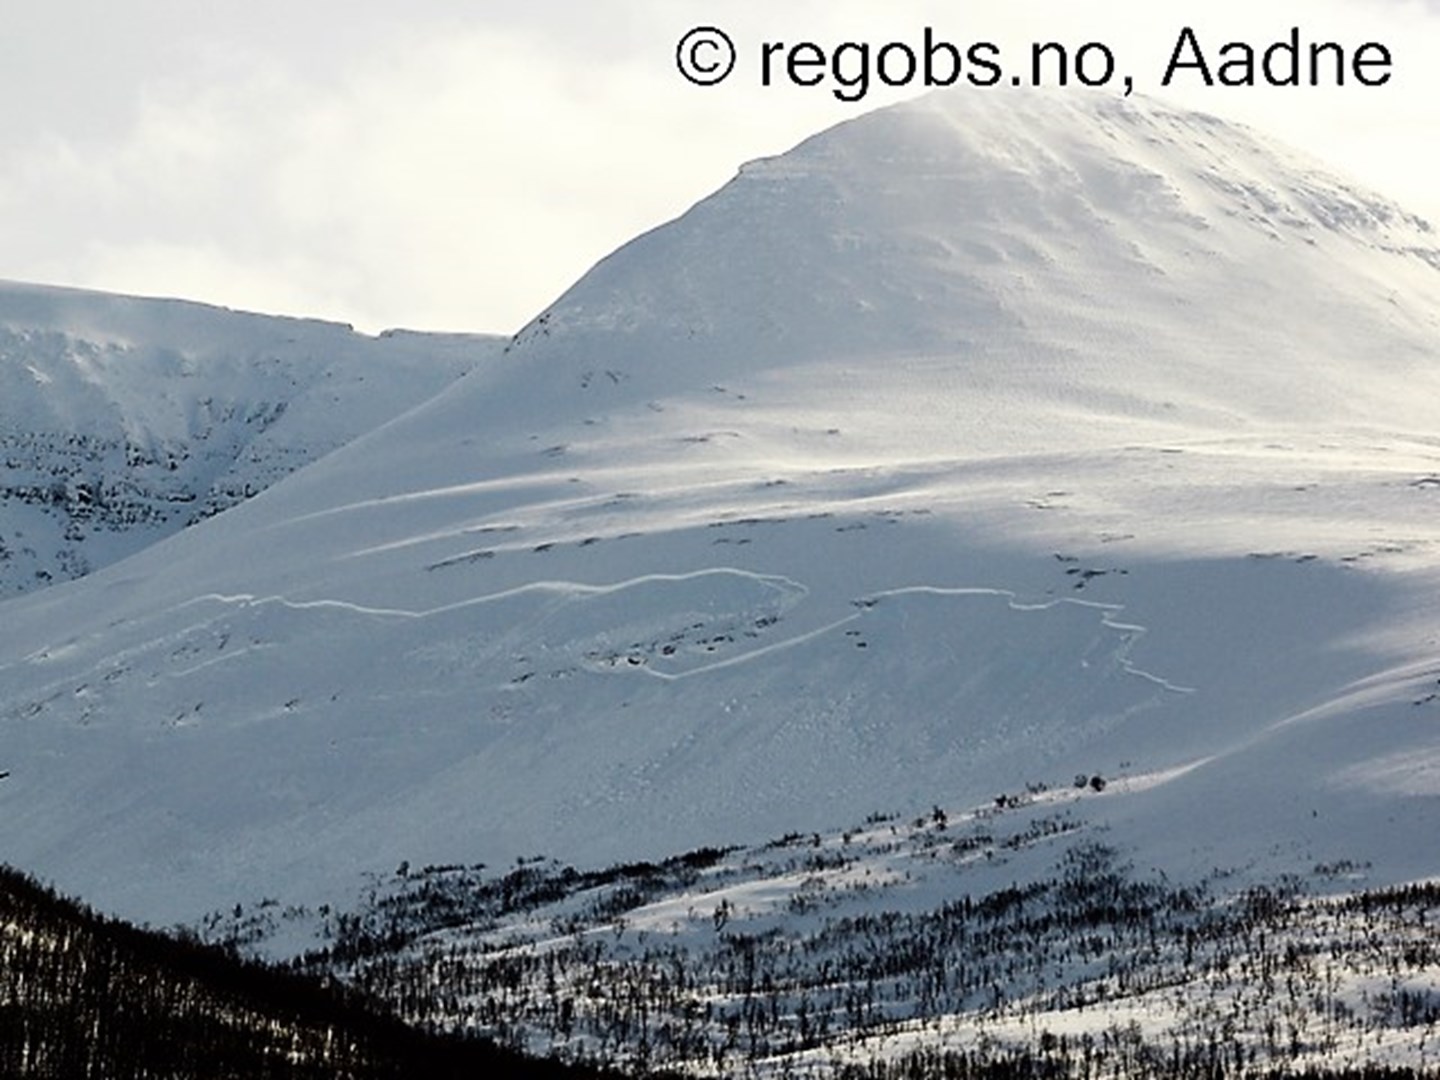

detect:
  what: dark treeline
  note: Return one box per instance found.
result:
[0,863,642,1079]
[834,1044,1433,1079]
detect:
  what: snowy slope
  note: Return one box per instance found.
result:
[2,91,1439,931]
[0,280,501,597]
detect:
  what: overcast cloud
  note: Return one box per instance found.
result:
[1,1,1436,334]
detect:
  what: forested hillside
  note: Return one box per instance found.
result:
[0,864,623,1079]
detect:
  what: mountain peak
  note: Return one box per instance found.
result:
[479,88,1439,454]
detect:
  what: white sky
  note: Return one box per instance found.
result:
[1,0,1437,335]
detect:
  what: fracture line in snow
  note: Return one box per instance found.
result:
[181,575,1194,695]
[186,567,810,622]
[862,585,1198,695]
[612,581,1199,691]
[426,567,809,620]
[185,593,422,619]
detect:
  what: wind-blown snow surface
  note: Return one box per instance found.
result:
[0,280,500,597]
[2,91,1440,929]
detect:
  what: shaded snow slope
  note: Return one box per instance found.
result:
[0,280,501,597]
[2,91,1439,926]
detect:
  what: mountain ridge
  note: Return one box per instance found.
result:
[0,279,504,598]
[1,89,1438,933]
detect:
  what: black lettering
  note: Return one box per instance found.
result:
[787,42,827,86]
[877,42,918,88]
[1032,41,1069,85]
[1309,41,1344,85]
[1074,42,1116,87]
[1353,42,1392,86]
[1217,42,1256,87]
[831,42,870,101]
[967,42,1003,86]
[1163,26,1214,87]
[1262,27,1301,87]
[760,42,784,86]
[924,29,962,87]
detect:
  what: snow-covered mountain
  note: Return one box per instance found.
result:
[0,281,501,598]
[2,89,1439,946]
